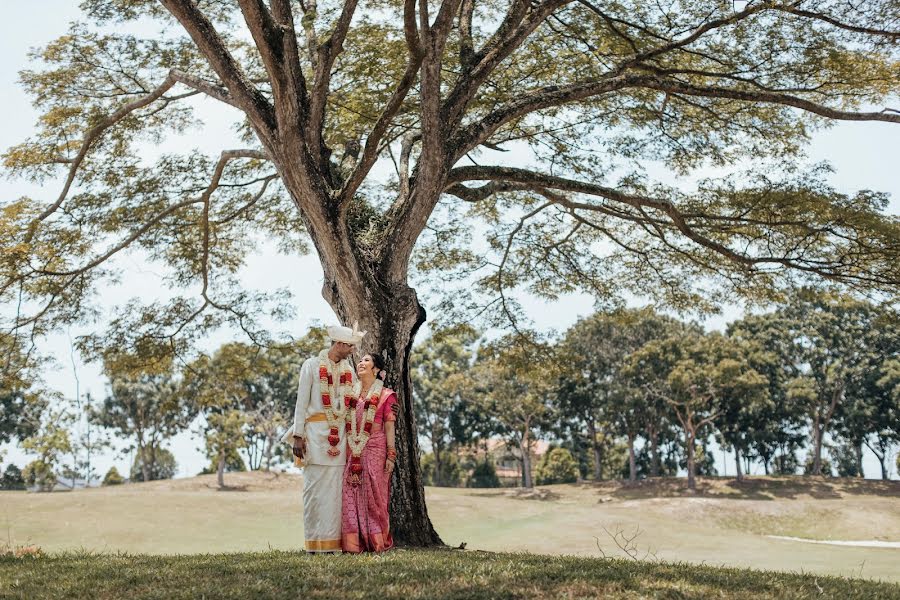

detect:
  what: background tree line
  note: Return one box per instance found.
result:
[4,328,330,491]
[3,287,897,492]
[413,288,899,491]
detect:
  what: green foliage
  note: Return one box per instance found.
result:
[131,447,177,481]
[420,451,461,488]
[474,333,559,487]
[803,455,834,477]
[0,333,48,445]
[200,446,246,475]
[22,460,56,492]
[412,326,483,471]
[467,460,501,489]
[21,406,73,492]
[181,339,307,473]
[201,410,248,483]
[2,550,899,600]
[94,356,192,483]
[4,1,899,400]
[101,466,124,486]
[831,442,862,478]
[556,309,683,480]
[0,464,26,491]
[624,329,763,488]
[534,448,580,485]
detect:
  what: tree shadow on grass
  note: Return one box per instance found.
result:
[465,488,562,501]
[208,484,249,492]
[592,476,896,502]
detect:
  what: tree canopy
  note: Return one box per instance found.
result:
[3,0,899,544]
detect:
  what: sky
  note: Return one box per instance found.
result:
[1,2,898,481]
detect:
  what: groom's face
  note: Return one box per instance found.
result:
[333,341,355,360]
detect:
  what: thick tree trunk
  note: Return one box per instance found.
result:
[855,443,864,478]
[812,421,824,476]
[521,438,534,489]
[326,279,442,546]
[587,418,602,480]
[685,430,696,491]
[217,449,225,488]
[649,426,661,477]
[734,447,744,483]
[627,432,637,482]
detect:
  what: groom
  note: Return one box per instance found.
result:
[281,322,365,553]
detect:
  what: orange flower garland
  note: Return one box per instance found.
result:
[346,379,383,486]
[317,350,353,457]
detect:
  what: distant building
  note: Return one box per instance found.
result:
[467,438,550,484]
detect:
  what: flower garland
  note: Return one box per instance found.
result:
[345,379,383,486]
[318,349,353,457]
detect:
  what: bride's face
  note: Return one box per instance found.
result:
[356,355,375,377]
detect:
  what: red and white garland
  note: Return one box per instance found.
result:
[317,349,353,457]
[346,379,383,485]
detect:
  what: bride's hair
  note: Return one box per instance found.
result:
[369,353,387,381]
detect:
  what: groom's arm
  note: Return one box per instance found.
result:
[291,359,313,455]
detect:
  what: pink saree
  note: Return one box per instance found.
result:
[341,387,397,553]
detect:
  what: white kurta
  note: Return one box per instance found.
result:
[281,353,354,552]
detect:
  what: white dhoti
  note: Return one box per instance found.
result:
[282,353,354,553]
[302,464,343,552]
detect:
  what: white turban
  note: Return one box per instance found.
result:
[326,321,366,345]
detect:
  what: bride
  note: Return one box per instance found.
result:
[341,352,398,553]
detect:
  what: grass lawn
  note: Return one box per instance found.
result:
[2,472,898,584]
[2,550,899,599]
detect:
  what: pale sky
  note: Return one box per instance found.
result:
[1,2,897,480]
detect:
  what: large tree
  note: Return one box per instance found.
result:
[3,0,900,543]
[726,312,806,476]
[410,325,479,486]
[556,308,680,481]
[780,289,894,476]
[626,330,765,490]
[95,358,193,483]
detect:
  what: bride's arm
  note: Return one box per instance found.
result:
[385,396,397,474]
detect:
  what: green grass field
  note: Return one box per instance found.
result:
[4,549,900,599]
[2,472,898,587]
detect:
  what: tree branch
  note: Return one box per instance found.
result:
[443,0,571,129]
[309,0,360,143]
[445,164,900,286]
[158,0,277,134]
[636,76,900,124]
[339,0,425,205]
[38,150,270,278]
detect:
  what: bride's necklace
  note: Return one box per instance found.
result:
[346,377,383,486]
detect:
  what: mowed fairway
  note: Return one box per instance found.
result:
[3,472,898,582]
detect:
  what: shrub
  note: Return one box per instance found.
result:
[803,455,834,477]
[23,460,56,492]
[102,466,125,486]
[131,448,178,481]
[0,464,26,490]
[468,460,501,488]
[535,448,579,485]
[199,447,246,475]
[420,451,461,487]
[831,443,861,477]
